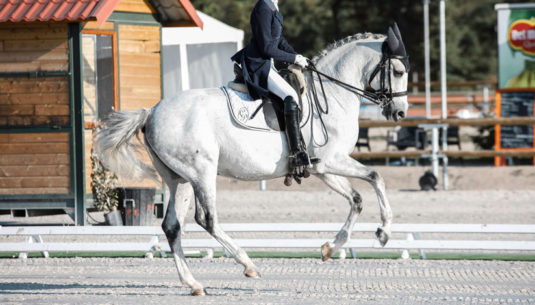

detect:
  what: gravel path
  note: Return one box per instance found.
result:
[1,257,534,305]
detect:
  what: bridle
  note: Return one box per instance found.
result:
[306,42,409,110]
[367,43,409,108]
[305,41,409,147]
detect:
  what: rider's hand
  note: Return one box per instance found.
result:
[294,54,308,68]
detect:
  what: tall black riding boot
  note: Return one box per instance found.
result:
[284,96,312,170]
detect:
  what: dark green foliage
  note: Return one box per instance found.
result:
[191,0,527,82]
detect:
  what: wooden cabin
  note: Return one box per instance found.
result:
[0,0,203,224]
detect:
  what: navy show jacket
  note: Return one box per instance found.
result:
[231,0,297,100]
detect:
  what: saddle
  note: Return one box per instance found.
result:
[228,63,307,131]
[229,63,306,97]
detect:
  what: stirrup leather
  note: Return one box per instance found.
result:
[284,152,320,186]
[289,151,319,168]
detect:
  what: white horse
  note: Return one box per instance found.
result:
[97,26,409,295]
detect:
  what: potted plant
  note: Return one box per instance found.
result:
[90,127,122,225]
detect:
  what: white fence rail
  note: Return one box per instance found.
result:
[1,223,534,259]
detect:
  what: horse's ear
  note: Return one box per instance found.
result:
[392,22,403,42]
[387,27,400,53]
[387,23,410,71]
[392,23,408,54]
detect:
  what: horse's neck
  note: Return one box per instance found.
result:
[309,41,383,120]
[318,41,383,92]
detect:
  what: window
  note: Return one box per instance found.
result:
[82,32,118,126]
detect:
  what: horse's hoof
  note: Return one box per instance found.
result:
[321,242,334,262]
[245,268,261,278]
[375,227,390,247]
[284,175,293,186]
[191,288,207,296]
[303,169,310,178]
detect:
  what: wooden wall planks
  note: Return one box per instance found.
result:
[0,132,70,194]
[118,24,161,111]
[0,23,68,73]
[0,77,69,127]
[114,0,156,14]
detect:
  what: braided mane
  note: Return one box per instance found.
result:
[312,32,386,64]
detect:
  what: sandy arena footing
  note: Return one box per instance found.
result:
[1,257,534,305]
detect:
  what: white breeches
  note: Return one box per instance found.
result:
[267,66,298,102]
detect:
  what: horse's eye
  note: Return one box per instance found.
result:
[393,71,404,77]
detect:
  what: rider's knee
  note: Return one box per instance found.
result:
[287,90,299,103]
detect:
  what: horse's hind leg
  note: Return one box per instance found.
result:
[324,155,393,247]
[148,147,204,295]
[162,180,206,295]
[192,167,260,278]
[317,174,363,261]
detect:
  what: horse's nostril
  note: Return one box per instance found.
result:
[397,111,405,119]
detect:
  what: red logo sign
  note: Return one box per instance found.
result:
[509,20,535,56]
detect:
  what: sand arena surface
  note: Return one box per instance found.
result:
[216,165,535,191]
[1,165,534,228]
[0,165,534,304]
[209,165,535,226]
[1,257,534,304]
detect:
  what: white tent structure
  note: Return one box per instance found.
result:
[162,11,244,98]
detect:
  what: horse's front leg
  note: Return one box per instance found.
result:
[316,174,363,261]
[323,154,393,247]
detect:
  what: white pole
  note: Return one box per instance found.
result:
[439,0,447,119]
[431,127,439,178]
[442,156,449,190]
[439,0,449,190]
[424,0,431,118]
[483,86,489,114]
[179,44,190,91]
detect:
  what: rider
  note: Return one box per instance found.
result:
[231,0,313,174]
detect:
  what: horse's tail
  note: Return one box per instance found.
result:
[95,108,158,181]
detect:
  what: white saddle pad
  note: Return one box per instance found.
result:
[221,86,309,133]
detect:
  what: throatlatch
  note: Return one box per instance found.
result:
[283,96,320,186]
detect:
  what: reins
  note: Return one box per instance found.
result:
[306,47,408,109]
[304,44,409,147]
[307,63,379,105]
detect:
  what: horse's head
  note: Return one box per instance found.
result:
[367,23,409,122]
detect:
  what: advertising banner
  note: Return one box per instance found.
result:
[495,4,535,166]
[497,5,535,89]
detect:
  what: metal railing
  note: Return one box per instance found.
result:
[1,223,534,259]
